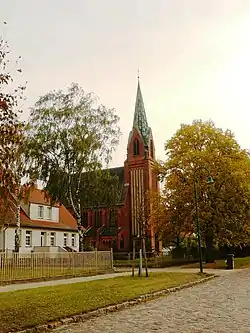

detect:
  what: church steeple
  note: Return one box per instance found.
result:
[132,78,150,146]
[124,76,158,252]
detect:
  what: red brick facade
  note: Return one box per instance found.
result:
[85,81,159,252]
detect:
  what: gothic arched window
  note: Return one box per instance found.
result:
[120,236,125,249]
[133,139,139,156]
[82,211,88,227]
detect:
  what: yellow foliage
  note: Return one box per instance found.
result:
[154,120,250,247]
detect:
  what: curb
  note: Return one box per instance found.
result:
[17,274,216,333]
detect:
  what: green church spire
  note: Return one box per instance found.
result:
[133,78,150,145]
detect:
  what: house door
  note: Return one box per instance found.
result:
[41,232,46,246]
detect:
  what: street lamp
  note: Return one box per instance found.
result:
[193,170,214,274]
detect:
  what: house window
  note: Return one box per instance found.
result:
[47,207,52,220]
[41,232,46,246]
[50,232,56,246]
[71,234,76,247]
[25,231,32,247]
[64,233,68,247]
[38,206,44,219]
[133,139,139,156]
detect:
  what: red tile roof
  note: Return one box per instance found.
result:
[5,188,78,231]
[28,188,60,206]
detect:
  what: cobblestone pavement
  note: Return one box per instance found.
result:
[54,269,250,333]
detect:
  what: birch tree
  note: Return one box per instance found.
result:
[25,83,121,251]
[0,24,26,197]
[0,23,27,249]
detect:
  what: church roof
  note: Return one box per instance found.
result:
[132,80,151,145]
[85,225,122,237]
[108,166,124,185]
[100,226,122,237]
[99,166,127,206]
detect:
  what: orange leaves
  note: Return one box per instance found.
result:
[0,190,16,228]
[0,100,8,110]
[148,191,170,235]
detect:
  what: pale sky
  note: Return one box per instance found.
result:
[2,0,250,167]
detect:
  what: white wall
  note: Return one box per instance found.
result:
[2,227,79,253]
[4,228,15,251]
[29,203,59,222]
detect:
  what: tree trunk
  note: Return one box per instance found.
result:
[132,238,136,277]
[14,204,21,253]
[142,237,149,277]
[172,237,184,259]
[78,218,84,252]
[205,235,215,263]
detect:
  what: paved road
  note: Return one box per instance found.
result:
[54,269,250,333]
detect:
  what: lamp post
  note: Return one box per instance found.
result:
[193,172,214,274]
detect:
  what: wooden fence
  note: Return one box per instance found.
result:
[0,250,113,284]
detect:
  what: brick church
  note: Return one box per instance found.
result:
[84,79,160,253]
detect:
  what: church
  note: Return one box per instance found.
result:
[83,79,160,253]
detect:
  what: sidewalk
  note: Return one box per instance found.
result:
[0,267,237,293]
[0,271,130,293]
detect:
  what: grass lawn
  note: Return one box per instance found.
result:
[0,267,110,284]
[182,256,250,269]
[0,272,207,332]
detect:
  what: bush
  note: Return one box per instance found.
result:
[114,255,197,268]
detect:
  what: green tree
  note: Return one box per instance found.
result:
[156,120,250,262]
[0,23,27,240]
[71,168,123,248]
[25,83,121,251]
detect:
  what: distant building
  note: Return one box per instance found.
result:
[83,79,161,253]
[0,188,79,253]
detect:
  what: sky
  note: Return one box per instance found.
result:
[1,0,250,167]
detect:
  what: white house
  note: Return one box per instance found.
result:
[0,188,79,253]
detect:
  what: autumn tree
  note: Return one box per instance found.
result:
[25,83,121,251]
[149,186,194,250]
[0,23,27,246]
[0,193,16,229]
[156,120,250,262]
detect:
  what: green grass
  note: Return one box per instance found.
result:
[0,272,206,332]
[182,256,250,269]
[0,267,111,284]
